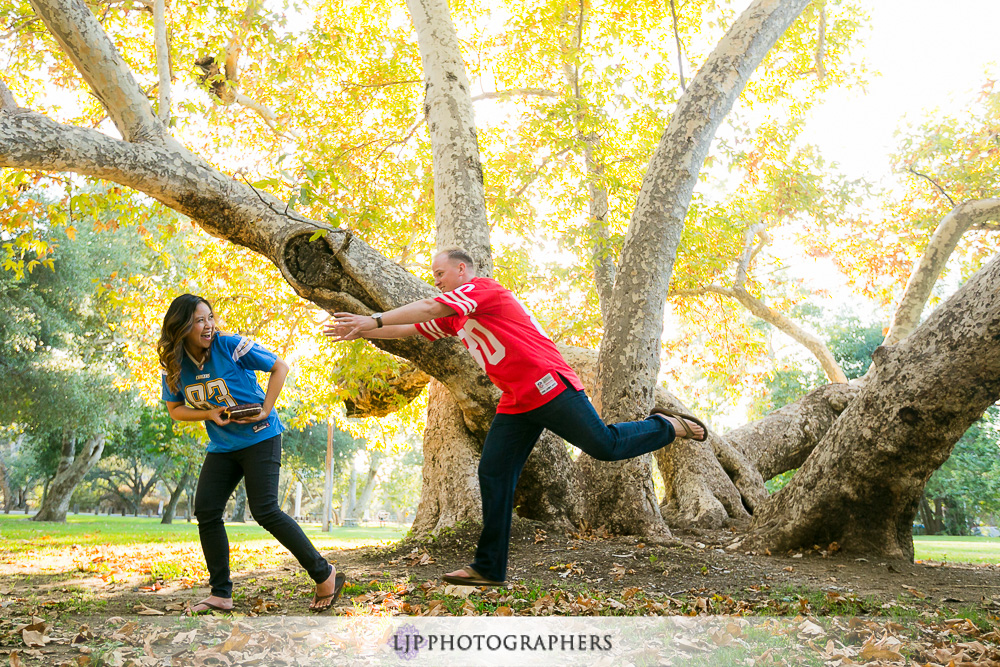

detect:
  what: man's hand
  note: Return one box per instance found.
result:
[323,312,376,341]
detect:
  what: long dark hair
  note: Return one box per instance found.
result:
[158,294,213,393]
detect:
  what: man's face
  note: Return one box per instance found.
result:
[431,254,469,292]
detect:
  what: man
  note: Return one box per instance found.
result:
[325,247,707,586]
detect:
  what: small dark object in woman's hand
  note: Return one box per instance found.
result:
[224,404,262,420]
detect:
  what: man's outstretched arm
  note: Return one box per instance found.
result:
[324,297,456,341]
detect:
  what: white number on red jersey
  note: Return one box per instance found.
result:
[458,320,506,369]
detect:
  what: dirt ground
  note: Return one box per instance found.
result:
[350,519,1000,611]
[4,518,997,616]
[3,520,1000,665]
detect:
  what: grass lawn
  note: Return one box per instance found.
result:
[913,535,1000,564]
[0,513,409,582]
[3,514,998,565]
[0,512,407,551]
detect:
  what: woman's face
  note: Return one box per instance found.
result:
[184,302,215,354]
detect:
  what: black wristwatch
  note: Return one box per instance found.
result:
[371,312,384,328]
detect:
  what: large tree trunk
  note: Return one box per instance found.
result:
[411,380,482,534]
[582,0,812,537]
[748,252,1000,559]
[32,435,105,522]
[0,437,14,512]
[658,382,859,529]
[161,468,192,525]
[0,459,10,513]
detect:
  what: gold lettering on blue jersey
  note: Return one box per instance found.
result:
[195,374,210,380]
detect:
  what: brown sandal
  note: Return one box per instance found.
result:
[441,567,505,587]
[650,408,709,441]
[310,572,347,612]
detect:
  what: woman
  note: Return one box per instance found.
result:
[158,294,345,613]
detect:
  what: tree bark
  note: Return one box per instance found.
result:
[32,435,105,522]
[585,0,812,538]
[748,252,1000,559]
[411,380,482,535]
[161,468,192,524]
[406,0,492,275]
[153,0,170,125]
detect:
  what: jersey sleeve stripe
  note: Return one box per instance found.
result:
[416,320,444,340]
[427,319,448,338]
[232,336,255,361]
[439,290,475,316]
[452,285,481,313]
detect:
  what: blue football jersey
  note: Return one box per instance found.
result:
[161,334,285,453]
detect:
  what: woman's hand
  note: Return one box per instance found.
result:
[207,405,232,426]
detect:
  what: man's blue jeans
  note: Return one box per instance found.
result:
[469,385,676,582]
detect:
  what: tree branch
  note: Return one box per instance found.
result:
[883,198,1000,345]
[28,0,167,144]
[672,225,848,384]
[734,223,768,289]
[596,0,812,420]
[339,78,422,90]
[230,90,302,139]
[814,2,826,80]
[0,78,21,111]
[225,0,263,83]
[907,167,956,207]
[153,0,170,126]
[669,0,686,92]
[471,87,561,102]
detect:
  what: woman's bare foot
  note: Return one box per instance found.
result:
[185,595,232,615]
[310,568,343,611]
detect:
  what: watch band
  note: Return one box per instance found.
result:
[372,312,384,328]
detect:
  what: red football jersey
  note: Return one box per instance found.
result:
[415,277,584,413]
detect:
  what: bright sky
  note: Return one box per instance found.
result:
[802,0,998,181]
[769,0,998,315]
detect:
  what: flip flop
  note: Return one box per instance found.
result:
[650,408,709,441]
[310,572,347,612]
[441,567,505,587]
[184,599,233,616]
